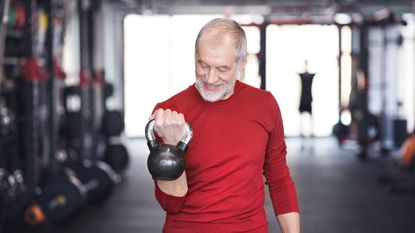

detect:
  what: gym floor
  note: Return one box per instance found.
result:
[10,137,415,233]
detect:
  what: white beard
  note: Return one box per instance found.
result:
[195,77,230,102]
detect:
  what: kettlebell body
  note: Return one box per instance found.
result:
[147,144,184,180]
[145,120,192,180]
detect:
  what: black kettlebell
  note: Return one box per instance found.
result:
[145,119,193,180]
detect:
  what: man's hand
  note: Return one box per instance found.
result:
[150,108,186,146]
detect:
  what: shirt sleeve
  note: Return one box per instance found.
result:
[150,103,187,214]
[263,94,300,216]
[154,180,187,214]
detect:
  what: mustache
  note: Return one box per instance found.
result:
[196,76,225,86]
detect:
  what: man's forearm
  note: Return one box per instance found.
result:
[277,212,300,233]
[157,171,188,197]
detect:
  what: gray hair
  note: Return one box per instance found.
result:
[195,18,247,64]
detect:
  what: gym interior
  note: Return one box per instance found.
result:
[1,0,415,232]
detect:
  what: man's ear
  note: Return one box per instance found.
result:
[239,56,248,68]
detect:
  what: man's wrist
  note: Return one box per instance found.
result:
[156,172,188,197]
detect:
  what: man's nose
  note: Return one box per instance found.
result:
[205,69,219,84]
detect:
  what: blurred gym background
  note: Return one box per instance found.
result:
[1,0,415,232]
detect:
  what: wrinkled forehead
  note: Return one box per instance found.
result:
[197,31,238,60]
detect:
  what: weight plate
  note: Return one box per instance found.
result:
[104,144,129,174]
[102,111,124,137]
[38,175,86,223]
[71,161,115,204]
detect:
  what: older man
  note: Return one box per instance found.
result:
[149,18,300,233]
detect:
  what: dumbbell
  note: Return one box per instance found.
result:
[69,160,116,204]
[0,169,25,205]
[6,170,26,200]
[0,100,15,137]
[24,168,86,225]
[0,168,11,202]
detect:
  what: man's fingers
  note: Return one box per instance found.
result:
[179,113,186,124]
[154,109,165,128]
[164,109,172,125]
[150,109,185,126]
[171,111,181,125]
[148,108,188,147]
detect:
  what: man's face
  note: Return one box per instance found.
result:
[194,36,243,102]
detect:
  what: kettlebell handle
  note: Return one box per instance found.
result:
[145,119,193,151]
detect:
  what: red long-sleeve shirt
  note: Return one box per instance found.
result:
[152,81,299,233]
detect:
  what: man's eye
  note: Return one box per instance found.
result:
[218,67,228,72]
[200,63,208,68]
